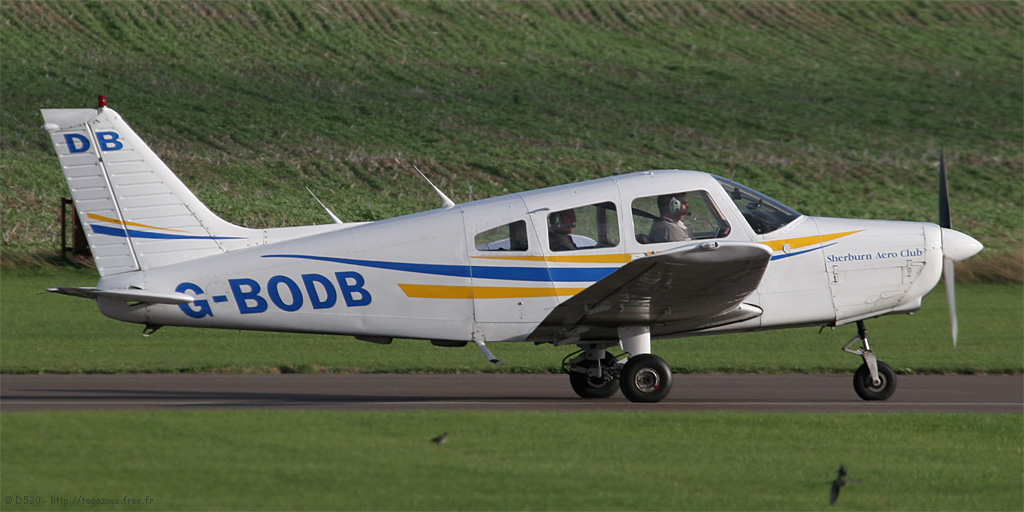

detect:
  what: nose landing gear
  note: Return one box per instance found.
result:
[843,320,897,400]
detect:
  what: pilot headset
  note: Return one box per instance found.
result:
[669,196,684,214]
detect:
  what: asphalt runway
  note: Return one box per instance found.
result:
[2,374,1020,413]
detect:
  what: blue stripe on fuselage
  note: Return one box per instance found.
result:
[262,254,617,282]
[768,242,837,261]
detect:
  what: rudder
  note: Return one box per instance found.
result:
[42,106,256,276]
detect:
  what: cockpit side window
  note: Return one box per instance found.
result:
[714,176,801,235]
[631,190,730,244]
[547,202,619,252]
[475,220,528,251]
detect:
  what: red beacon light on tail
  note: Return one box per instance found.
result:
[98,95,107,109]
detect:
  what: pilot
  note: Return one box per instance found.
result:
[648,193,692,243]
[548,208,577,251]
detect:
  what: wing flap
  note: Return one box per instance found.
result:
[528,241,771,342]
[48,286,194,305]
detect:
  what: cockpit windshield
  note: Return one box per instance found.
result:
[714,175,801,234]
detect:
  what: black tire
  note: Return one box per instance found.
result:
[853,361,897,401]
[569,371,620,399]
[619,354,673,403]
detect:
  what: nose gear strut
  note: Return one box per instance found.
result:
[842,320,897,400]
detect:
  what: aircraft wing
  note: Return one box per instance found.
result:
[528,241,771,343]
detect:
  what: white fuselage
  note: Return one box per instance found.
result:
[94,170,951,344]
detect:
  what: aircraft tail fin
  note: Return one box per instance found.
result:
[41,105,256,277]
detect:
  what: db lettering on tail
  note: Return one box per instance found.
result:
[64,131,123,153]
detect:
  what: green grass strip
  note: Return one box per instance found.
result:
[2,411,1021,511]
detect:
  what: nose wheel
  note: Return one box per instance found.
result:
[853,360,897,400]
[843,321,897,400]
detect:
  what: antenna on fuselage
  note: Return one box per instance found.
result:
[412,164,455,209]
[305,187,343,224]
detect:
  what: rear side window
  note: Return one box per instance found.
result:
[475,220,528,251]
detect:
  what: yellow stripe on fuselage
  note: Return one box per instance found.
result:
[399,284,586,299]
[472,253,633,264]
[475,231,863,262]
[760,230,862,252]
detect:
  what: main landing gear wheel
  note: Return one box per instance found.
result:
[853,361,897,401]
[569,370,620,399]
[565,346,621,399]
[619,354,673,403]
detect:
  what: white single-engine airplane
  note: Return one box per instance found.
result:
[42,99,983,403]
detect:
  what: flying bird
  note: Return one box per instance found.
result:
[829,465,860,505]
[431,432,449,445]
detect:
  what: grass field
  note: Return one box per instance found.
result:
[1,1,1021,280]
[2,268,1020,375]
[2,411,1021,511]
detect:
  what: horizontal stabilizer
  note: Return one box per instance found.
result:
[48,286,194,305]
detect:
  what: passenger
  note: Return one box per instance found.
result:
[548,209,577,251]
[648,193,692,243]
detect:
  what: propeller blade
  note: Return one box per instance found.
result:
[937,148,978,348]
[940,147,956,347]
[944,256,958,348]
[939,146,951,229]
